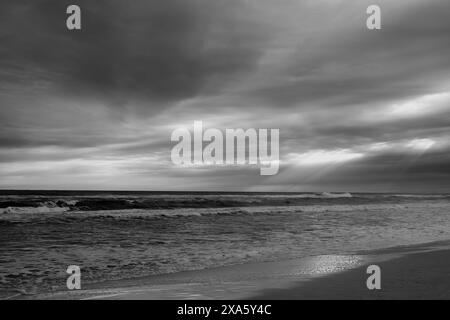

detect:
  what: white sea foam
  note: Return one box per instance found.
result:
[0,206,69,215]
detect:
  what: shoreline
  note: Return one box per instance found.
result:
[24,239,450,300]
[253,244,450,300]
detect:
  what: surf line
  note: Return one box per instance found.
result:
[171,121,279,175]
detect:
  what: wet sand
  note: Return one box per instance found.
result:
[31,254,367,300]
[21,240,449,300]
[253,247,450,299]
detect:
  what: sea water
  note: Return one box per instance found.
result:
[1,191,449,296]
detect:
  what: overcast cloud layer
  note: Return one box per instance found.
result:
[1,0,450,192]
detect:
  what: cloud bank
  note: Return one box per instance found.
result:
[1,0,450,192]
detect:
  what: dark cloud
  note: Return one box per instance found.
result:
[0,0,268,107]
[246,0,450,108]
[316,149,450,193]
[254,147,450,193]
[1,0,450,191]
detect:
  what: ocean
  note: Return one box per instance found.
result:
[1,191,450,297]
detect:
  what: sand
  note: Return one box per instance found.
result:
[28,240,450,300]
[253,248,450,300]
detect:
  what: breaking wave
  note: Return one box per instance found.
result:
[2,202,449,223]
[0,191,448,222]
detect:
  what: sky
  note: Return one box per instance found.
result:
[0,0,450,192]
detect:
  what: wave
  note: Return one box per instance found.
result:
[319,192,353,198]
[1,192,449,221]
[0,194,355,213]
[2,201,450,223]
[390,194,449,198]
[0,206,69,214]
[0,199,76,215]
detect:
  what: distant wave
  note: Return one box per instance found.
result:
[2,202,450,223]
[0,200,75,215]
[0,194,356,214]
[1,192,449,221]
[257,192,353,199]
[320,192,353,198]
[390,194,449,198]
[0,206,69,215]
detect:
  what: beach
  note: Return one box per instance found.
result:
[20,240,450,300]
[254,242,450,300]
